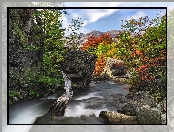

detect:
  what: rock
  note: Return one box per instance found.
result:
[89,113,96,117]
[118,91,156,116]
[95,58,129,84]
[99,111,138,124]
[130,91,156,107]
[49,93,69,116]
[61,49,97,88]
[136,105,161,124]
[117,103,137,116]
[104,58,128,76]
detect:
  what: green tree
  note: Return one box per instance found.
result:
[9,8,83,104]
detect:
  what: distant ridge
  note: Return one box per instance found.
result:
[76,30,122,45]
[64,29,145,47]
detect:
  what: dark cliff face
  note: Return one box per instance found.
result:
[9,9,44,89]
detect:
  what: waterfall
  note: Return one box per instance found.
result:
[62,71,73,99]
[48,71,73,116]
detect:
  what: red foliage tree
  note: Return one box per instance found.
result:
[81,33,113,52]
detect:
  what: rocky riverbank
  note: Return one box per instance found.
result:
[100,90,166,124]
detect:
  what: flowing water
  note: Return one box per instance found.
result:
[48,72,73,116]
[4,79,130,132]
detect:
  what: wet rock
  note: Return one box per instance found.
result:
[61,49,97,88]
[89,113,96,117]
[48,93,71,116]
[136,105,161,124]
[80,113,96,118]
[99,111,138,124]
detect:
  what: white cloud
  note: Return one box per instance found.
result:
[82,20,88,27]
[86,9,118,23]
[72,12,81,20]
[127,11,146,20]
[64,2,122,24]
[61,8,121,35]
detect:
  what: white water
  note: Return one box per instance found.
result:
[75,92,103,100]
[64,103,108,117]
[6,78,130,129]
[3,101,46,132]
[62,71,73,99]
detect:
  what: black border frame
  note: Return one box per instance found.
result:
[7,6,167,125]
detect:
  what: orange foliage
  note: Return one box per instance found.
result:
[137,56,166,82]
[81,33,113,51]
[131,45,143,58]
[94,56,107,76]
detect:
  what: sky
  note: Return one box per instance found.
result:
[50,2,174,35]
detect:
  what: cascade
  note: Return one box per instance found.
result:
[48,71,73,116]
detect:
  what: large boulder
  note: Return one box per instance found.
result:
[94,58,129,84]
[61,49,97,88]
[99,111,138,124]
[104,58,127,76]
[118,91,166,124]
[118,91,156,116]
[136,105,161,124]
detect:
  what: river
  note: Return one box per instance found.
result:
[4,81,129,131]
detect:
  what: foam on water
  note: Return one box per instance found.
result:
[75,92,103,100]
[64,103,108,117]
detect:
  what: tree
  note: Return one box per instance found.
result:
[8,8,83,104]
